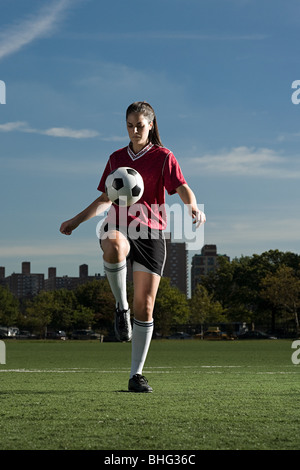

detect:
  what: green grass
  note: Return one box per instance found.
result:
[0,339,299,450]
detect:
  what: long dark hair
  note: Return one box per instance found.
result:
[126,101,163,147]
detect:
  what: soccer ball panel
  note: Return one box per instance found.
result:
[112,178,124,191]
[131,185,142,197]
[105,167,144,206]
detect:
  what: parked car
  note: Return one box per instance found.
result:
[15,330,37,340]
[167,332,192,340]
[203,327,234,340]
[0,326,19,337]
[47,330,67,340]
[237,330,277,340]
[70,330,101,340]
[8,327,19,337]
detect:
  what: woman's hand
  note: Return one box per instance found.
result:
[59,192,111,236]
[176,184,206,228]
[59,218,79,235]
[191,208,206,227]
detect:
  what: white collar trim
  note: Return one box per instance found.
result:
[127,142,154,160]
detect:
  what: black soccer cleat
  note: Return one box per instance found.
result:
[128,374,153,393]
[114,308,132,342]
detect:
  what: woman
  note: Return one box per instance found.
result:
[60,101,205,393]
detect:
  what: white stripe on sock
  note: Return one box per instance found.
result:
[104,260,129,311]
[130,319,154,378]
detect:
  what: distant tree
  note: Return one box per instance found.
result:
[25,289,95,336]
[69,304,95,330]
[202,250,300,330]
[25,291,54,337]
[234,251,300,328]
[189,284,224,333]
[74,279,127,333]
[48,289,77,330]
[202,255,257,323]
[202,256,234,310]
[0,285,19,329]
[50,289,94,331]
[153,277,189,336]
[261,266,300,334]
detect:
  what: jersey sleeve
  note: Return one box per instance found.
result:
[97,157,112,192]
[163,152,187,195]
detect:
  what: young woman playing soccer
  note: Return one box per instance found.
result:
[60,101,205,392]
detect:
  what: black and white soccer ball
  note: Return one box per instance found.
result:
[105,167,144,206]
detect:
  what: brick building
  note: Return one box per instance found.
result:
[191,245,230,292]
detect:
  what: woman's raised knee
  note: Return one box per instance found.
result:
[102,236,129,263]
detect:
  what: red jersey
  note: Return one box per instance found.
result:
[97,143,186,230]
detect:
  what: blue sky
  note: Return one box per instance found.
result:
[0,0,300,280]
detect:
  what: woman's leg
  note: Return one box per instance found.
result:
[129,271,161,392]
[101,230,130,264]
[101,230,132,341]
[132,270,161,322]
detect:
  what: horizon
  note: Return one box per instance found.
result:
[1,243,298,280]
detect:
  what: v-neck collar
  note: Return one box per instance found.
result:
[127,142,154,161]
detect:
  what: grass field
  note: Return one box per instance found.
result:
[0,338,299,451]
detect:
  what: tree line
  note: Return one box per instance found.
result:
[0,249,299,338]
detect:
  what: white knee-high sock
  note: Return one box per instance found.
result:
[104,260,129,311]
[130,318,154,378]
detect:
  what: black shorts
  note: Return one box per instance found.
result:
[99,222,166,277]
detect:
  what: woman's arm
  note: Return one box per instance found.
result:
[60,192,111,235]
[176,183,206,226]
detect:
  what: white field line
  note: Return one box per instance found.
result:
[0,365,298,374]
[0,365,241,373]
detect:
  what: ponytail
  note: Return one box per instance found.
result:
[126,101,163,147]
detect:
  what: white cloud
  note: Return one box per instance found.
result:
[42,127,99,139]
[0,122,26,132]
[0,121,100,139]
[0,0,74,61]
[185,146,300,179]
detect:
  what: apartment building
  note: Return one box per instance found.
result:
[5,262,44,298]
[0,262,104,298]
[191,245,230,292]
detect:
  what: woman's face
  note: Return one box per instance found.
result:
[126,112,153,151]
